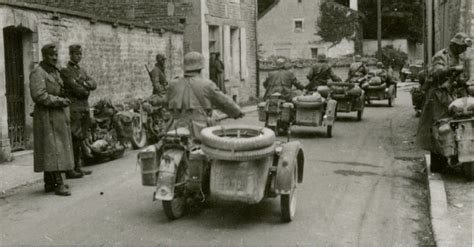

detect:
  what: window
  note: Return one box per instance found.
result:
[298,0,302,3]
[294,19,304,33]
[311,48,318,58]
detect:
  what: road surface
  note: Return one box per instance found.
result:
[0,88,434,246]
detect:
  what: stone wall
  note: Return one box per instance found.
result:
[0,3,183,160]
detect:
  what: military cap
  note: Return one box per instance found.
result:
[450,32,472,47]
[69,44,82,53]
[317,54,328,63]
[41,43,57,56]
[156,53,166,62]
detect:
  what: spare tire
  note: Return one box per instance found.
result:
[202,143,276,161]
[200,125,275,151]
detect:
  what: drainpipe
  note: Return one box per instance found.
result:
[255,0,260,98]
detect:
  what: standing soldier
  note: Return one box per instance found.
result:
[263,58,305,101]
[150,54,168,96]
[348,54,368,79]
[61,44,96,178]
[209,52,226,94]
[167,52,243,141]
[306,54,342,91]
[417,32,472,172]
[30,44,74,196]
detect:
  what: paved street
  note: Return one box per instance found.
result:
[0,88,435,246]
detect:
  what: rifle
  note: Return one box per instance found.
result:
[345,62,366,82]
[306,60,339,90]
[145,64,153,83]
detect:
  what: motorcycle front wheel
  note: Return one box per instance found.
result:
[131,118,147,149]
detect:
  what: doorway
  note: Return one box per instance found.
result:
[3,26,27,151]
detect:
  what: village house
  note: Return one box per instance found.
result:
[121,0,259,104]
[257,0,359,59]
[0,0,184,161]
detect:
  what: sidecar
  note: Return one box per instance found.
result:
[138,125,304,222]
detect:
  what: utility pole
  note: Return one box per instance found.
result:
[377,0,382,60]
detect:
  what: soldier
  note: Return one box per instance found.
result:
[61,44,96,178]
[263,58,305,101]
[150,53,168,96]
[209,52,226,93]
[30,44,74,196]
[167,52,244,141]
[348,54,368,79]
[417,32,472,172]
[306,54,342,91]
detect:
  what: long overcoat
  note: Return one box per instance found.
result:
[30,64,74,172]
[417,49,459,152]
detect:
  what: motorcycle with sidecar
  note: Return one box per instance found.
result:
[258,88,337,137]
[138,121,305,222]
[432,96,474,180]
[329,80,365,121]
[362,74,397,107]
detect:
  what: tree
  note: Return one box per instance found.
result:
[358,0,423,43]
[317,1,362,48]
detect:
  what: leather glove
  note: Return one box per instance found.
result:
[449,65,464,73]
[234,112,245,119]
[61,98,71,106]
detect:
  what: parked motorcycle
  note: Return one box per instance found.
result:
[126,97,171,148]
[82,99,133,164]
[432,96,474,180]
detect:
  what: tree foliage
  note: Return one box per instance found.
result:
[358,0,423,42]
[316,1,361,46]
[376,45,408,70]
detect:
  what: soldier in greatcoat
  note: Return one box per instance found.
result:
[61,44,96,178]
[417,32,472,171]
[306,54,342,91]
[30,44,74,196]
[263,58,305,101]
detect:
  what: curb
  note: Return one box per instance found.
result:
[424,154,454,246]
[0,177,43,199]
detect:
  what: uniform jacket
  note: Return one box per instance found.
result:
[150,64,168,96]
[263,69,304,101]
[60,61,97,112]
[348,62,368,78]
[209,59,226,93]
[417,48,461,152]
[306,63,341,90]
[167,72,241,140]
[30,62,75,172]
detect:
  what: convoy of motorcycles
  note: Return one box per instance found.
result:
[81,62,473,223]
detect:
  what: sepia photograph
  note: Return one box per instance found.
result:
[0,0,472,245]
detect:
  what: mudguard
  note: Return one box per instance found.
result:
[154,149,186,201]
[323,99,337,126]
[275,141,305,195]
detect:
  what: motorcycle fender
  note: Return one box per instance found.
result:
[154,149,185,201]
[275,141,305,195]
[323,99,337,126]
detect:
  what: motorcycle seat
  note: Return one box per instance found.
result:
[166,127,191,137]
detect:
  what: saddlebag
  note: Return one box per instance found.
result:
[257,102,266,122]
[281,103,294,122]
[138,145,160,186]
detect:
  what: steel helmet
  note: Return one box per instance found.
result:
[184,51,204,71]
[276,58,286,68]
[354,54,361,62]
[451,32,472,47]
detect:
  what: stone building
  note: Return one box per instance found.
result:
[120,0,259,104]
[0,0,184,161]
[257,0,359,59]
[425,0,473,77]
